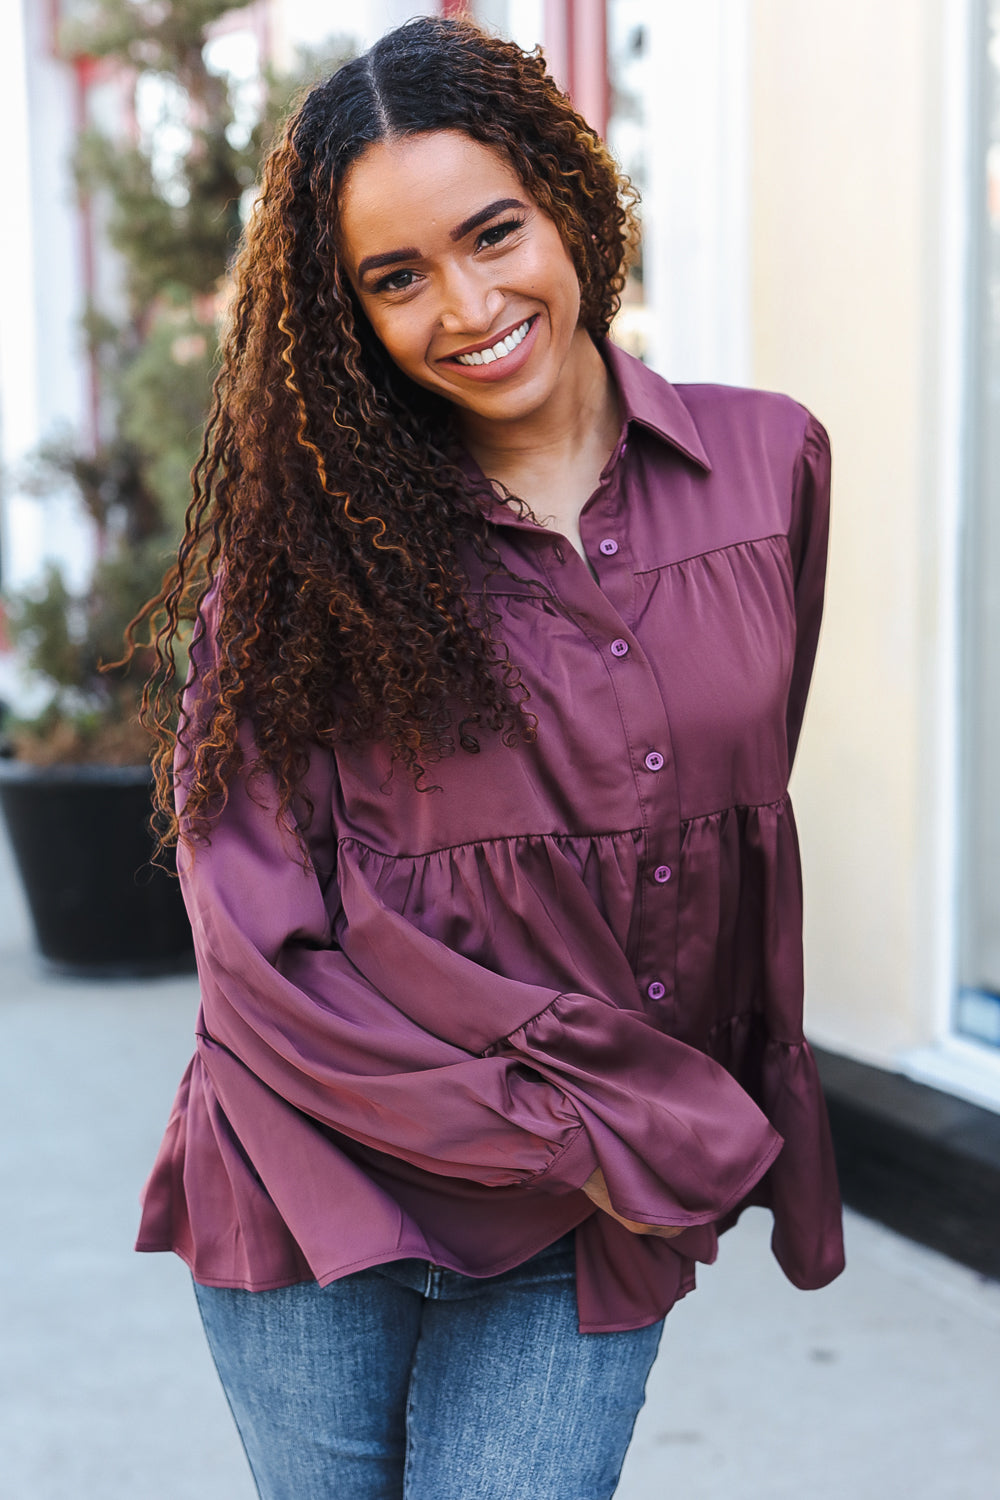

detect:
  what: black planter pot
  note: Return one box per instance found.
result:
[0,760,195,977]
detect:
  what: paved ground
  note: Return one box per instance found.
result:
[2,823,998,1499]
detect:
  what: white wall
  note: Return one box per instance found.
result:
[748,0,984,1101]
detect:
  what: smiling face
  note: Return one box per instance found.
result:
[337,129,592,435]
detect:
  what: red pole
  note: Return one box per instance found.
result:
[569,0,608,140]
[543,0,608,139]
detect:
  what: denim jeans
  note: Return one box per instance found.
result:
[193,1233,665,1499]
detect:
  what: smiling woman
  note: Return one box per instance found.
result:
[340,133,588,421]
[131,14,843,1500]
[337,127,621,556]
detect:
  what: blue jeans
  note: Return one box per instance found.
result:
[193,1233,665,1499]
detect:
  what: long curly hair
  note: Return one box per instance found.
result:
[135,14,639,847]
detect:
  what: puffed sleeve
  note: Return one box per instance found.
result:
[182,722,597,1195]
[180,593,782,1233]
[785,413,831,767]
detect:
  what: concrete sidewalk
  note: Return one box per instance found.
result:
[1,825,998,1499]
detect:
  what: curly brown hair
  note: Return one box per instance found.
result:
[135,14,639,847]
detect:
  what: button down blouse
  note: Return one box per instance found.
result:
[136,341,846,1333]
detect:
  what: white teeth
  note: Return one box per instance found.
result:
[455,319,531,367]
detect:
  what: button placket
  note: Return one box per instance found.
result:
[539,453,679,1012]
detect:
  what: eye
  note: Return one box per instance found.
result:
[372,267,418,294]
[476,217,525,251]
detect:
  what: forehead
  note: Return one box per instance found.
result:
[338,130,527,257]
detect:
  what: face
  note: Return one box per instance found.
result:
[337,130,587,432]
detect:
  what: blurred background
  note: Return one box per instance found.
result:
[1,3,998,1498]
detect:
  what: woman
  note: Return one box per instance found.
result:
[136,16,845,1499]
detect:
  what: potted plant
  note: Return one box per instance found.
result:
[0,0,332,974]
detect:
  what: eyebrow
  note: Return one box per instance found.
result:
[356,246,420,279]
[450,197,527,242]
[356,198,528,281]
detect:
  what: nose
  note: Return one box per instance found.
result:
[438,265,505,337]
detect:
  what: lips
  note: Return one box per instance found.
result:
[452,318,532,367]
[444,316,536,362]
[440,315,540,384]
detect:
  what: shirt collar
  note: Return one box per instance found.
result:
[600,340,713,473]
[459,337,713,529]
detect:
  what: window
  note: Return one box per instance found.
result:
[958,0,1000,1048]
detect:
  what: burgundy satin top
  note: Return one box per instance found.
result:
[136,342,845,1332]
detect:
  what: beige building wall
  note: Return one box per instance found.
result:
[749,0,960,1066]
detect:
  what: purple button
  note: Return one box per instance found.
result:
[644,750,664,772]
[654,865,672,883]
[647,980,666,1001]
[599,538,619,556]
[610,638,629,658]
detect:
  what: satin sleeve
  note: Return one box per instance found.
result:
[785,412,832,767]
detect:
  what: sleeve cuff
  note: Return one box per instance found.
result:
[527,1121,597,1194]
